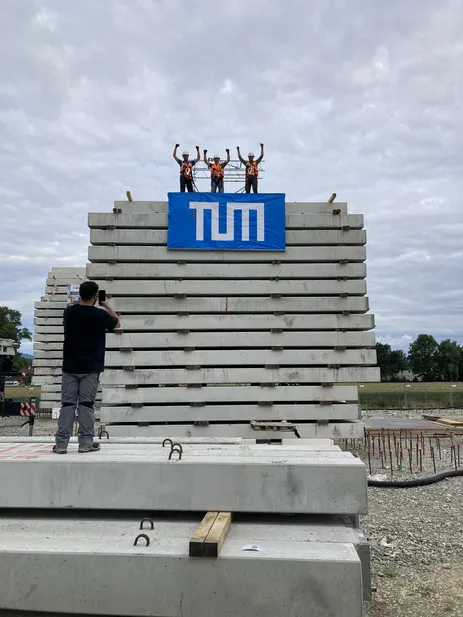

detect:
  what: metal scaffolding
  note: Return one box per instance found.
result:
[193,159,266,193]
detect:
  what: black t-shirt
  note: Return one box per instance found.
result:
[62,304,118,374]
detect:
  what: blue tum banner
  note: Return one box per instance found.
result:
[167,193,286,251]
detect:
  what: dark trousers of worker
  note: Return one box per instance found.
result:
[55,372,99,449]
[211,177,224,193]
[245,176,258,193]
[180,176,194,192]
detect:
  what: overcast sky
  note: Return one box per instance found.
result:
[1,0,462,355]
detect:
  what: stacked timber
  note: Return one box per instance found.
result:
[32,267,103,417]
[86,199,379,438]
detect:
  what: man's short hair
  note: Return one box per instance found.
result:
[79,281,99,301]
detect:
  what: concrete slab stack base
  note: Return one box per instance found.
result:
[80,198,379,438]
[32,267,103,415]
[0,514,368,616]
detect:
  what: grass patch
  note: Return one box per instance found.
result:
[4,386,41,402]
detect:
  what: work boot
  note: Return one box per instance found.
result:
[53,445,67,454]
[78,442,101,453]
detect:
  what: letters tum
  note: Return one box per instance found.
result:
[189,202,265,242]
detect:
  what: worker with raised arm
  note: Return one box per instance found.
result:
[237,143,264,193]
[203,149,230,193]
[173,144,200,192]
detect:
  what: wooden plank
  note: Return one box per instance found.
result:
[109,296,370,314]
[89,212,364,230]
[88,245,366,263]
[203,512,232,558]
[113,200,349,215]
[98,404,360,423]
[50,279,367,297]
[101,384,358,405]
[36,313,375,331]
[102,366,381,386]
[189,512,219,557]
[89,228,366,246]
[86,262,367,280]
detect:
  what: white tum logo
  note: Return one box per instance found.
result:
[190,202,265,242]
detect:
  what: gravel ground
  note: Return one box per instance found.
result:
[1,413,462,617]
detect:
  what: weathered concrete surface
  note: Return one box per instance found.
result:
[90,227,367,246]
[113,199,350,215]
[0,515,364,617]
[102,421,365,439]
[89,211,364,229]
[101,366,380,385]
[0,441,367,514]
[88,244,367,262]
[98,403,360,423]
[86,261,367,279]
[100,384,358,405]
[66,278,368,296]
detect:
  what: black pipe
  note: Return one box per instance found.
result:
[368,469,463,488]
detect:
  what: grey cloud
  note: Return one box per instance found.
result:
[1,0,462,352]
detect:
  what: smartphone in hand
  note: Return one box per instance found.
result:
[98,289,106,305]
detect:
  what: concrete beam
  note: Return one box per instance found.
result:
[0,515,363,617]
[99,403,359,423]
[38,313,375,331]
[87,261,367,280]
[90,228,366,246]
[69,279,368,297]
[103,296,370,314]
[88,245,367,263]
[0,441,367,514]
[112,200,350,215]
[96,421,365,439]
[89,212,364,229]
[102,366,380,385]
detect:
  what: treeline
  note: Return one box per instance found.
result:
[377,334,463,382]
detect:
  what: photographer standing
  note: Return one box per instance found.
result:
[54,281,120,454]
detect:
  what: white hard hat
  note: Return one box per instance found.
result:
[213,154,220,159]
[248,152,255,157]
[182,151,189,156]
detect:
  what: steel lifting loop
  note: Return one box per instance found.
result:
[170,442,183,454]
[133,533,150,547]
[168,447,183,461]
[99,430,109,440]
[162,438,173,448]
[139,518,154,530]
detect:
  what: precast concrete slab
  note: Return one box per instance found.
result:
[88,244,367,262]
[87,261,368,280]
[0,436,333,446]
[101,421,365,439]
[0,441,367,514]
[0,514,367,615]
[112,199,350,215]
[89,211,363,229]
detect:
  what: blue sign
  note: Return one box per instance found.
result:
[167,193,286,251]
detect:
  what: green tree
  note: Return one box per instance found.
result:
[435,339,461,381]
[376,342,392,381]
[408,334,439,381]
[0,306,32,344]
[0,306,32,372]
[389,349,409,380]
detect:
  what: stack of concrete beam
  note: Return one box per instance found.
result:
[0,437,371,616]
[32,267,103,417]
[86,199,379,438]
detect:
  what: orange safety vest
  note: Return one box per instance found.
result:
[210,162,224,179]
[245,161,258,177]
[180,161,193,179]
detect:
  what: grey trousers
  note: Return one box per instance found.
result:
[55,372,99,448]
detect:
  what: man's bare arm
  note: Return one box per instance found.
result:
[236,146,246,165]
[223,148,231,167]
[194,145,200,163]
[203,149,211,167]
[173,144,181,163]
[256,143,264,165]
